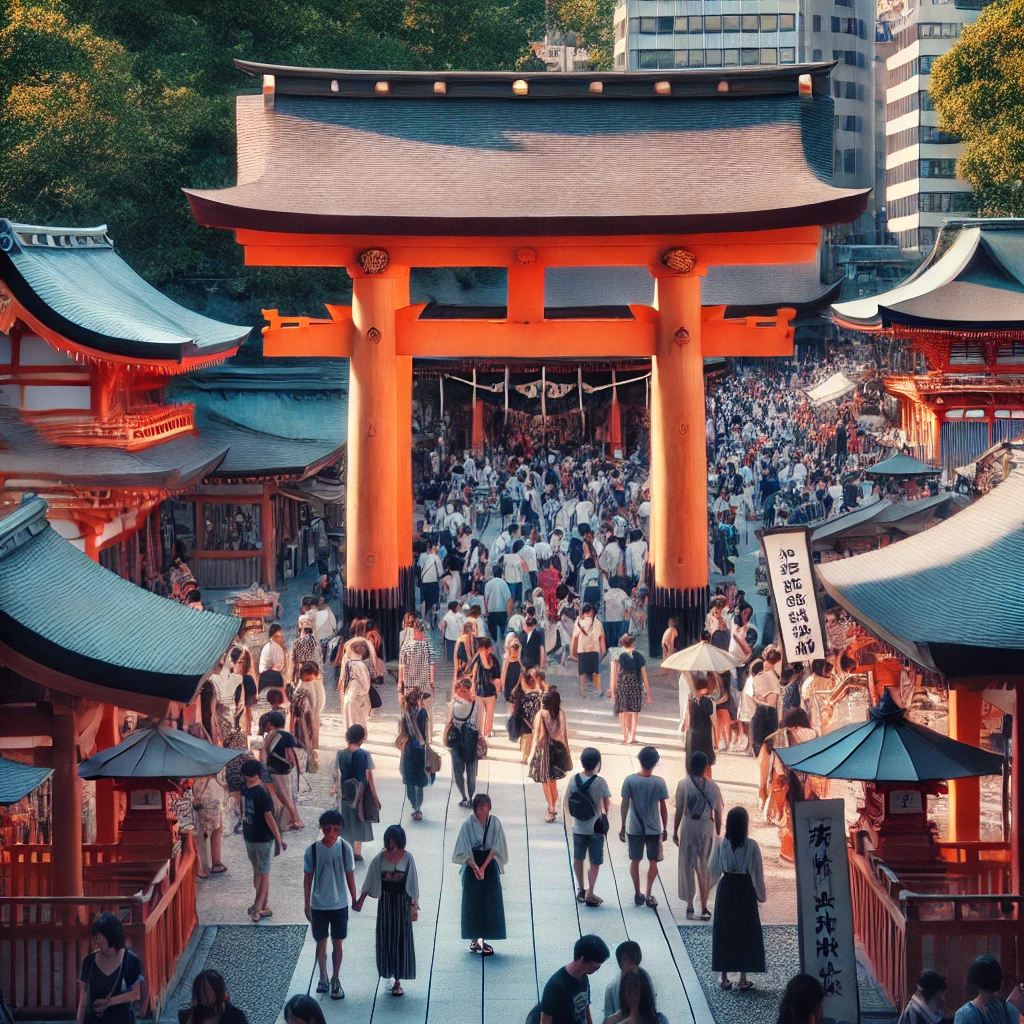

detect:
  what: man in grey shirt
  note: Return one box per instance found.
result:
[567,747,613,907]
[619,745,670,909]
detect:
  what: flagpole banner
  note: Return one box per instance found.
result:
[759,526,827,662]
[793,799,860,1024]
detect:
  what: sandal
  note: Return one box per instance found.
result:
[544,809,556,823]
[391,982,404,997]
[210,864,228,874]
[480,943,495,956]
[470,940,482,953]
[584,895,603,907]
[700,909,712,921]
[719,979,733,991]
[250,911,262,924]
[576,888,587,903]
[287,823,305,831]
[685,907,695,919]
[738,981,755,992]
[259,909,273,918]
[644,895,658,908]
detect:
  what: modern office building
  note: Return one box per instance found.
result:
[613,0,875,193]
[883,0,982,252]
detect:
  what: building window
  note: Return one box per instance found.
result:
[886,125,960,153]
[813,48,823,60]
[674,15,688,31]
[723,14,740,30]
[780,47,795,62]
[920,158,957,177]
[813,14,822,30]
[629,17,639,34]
[780,14,796,29]
[705,15,722,31]
[842,115,862,132]
[723,48,739,65]
[831,15,841,30]
[706,47,723,64]
[657,16,674,32]
[741,14,759,31]
[638,49,658,67]
[741,47,760,64]
[657,48,674,67]
[674,49,689,66]
[689,16,704,32]
[843,148,857,174]
[689,48,706,65]
[760,14,778,30]
[760,47,778,62]
[639,16,657,33]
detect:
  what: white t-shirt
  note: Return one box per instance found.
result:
[573,615,605,653]
[502,551,525,585]
[603,588,630,623]
[520,544,538,572]
[418,552,443,584]
[441,610,465,641]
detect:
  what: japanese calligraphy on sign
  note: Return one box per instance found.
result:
[794,799,859,1024]
[759,527,827,664]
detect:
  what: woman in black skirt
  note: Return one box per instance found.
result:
[708,806,766,992]
[452,793,508,956]
[354,825,419,997]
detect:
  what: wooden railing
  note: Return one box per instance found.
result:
[0,847,198,1019]
[851,851,1022,1012]
[2,844,171,899]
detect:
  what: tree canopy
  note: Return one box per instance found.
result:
[930,0,1024,215]
[547,0,616,69]
[0,0,545,318]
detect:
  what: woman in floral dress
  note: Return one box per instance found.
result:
[609,634,652,745]
[509,667,546,763]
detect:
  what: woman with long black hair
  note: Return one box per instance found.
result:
[709,806,767,992]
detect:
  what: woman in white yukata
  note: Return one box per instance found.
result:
[452,793,508,957]
[339,640,373,732]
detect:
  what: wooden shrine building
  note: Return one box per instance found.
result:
[0,496,239,1017]
[0,220,345,590]
[186,61,869,650]
[833,218,1024,477]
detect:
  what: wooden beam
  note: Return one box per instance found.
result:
[700,307,796,357]
[262,306,353,358]
[395,313,657,358]
[239,227,820,269]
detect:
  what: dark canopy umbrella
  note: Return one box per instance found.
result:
[78,725,237,781]
[864,453,940,477]
[775,691,1004,781]
[0,755,53,805]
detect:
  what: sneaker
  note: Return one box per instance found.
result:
[315,980,329,994]
[330,979,344,1000]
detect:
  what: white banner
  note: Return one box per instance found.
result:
[760,527,827,662]
[793,799,860,1024]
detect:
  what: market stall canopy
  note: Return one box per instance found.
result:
[831,220,1024,332]
[0,754,53,805]
[0,220,247,364]
[0,496,240,716]
[186,63,868,237]
[776,691,1003,781]
[806,371,857,406]
[78,725,238,780]
[863,453,940,477]
[662,640,743,673]
[816,469,1024,676]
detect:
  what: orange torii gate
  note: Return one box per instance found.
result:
[186,62,868,653]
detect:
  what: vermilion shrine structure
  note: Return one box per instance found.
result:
[187,61,868,650]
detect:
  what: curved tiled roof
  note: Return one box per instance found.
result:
[186,63,867,236]
[817,470,1024,677]
[0,497,240,705]
[0,220,248,362]
[832,220,1024,331]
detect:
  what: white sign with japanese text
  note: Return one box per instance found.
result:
[794,799,860,1024]
[760,527,827,663]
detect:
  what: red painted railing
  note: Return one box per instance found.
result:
[851,850,1022,1012]
[0,846,198,1018]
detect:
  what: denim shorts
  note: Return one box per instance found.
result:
[573,833,605,865]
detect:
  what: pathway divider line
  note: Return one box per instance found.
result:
[421,771,456,1024]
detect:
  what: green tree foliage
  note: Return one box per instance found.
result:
[0,0,544,318]
[548,0,616,70]
[930,0,1024,215]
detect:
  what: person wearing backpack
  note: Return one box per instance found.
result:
[303,810,356,1001]
[567,747,612,908]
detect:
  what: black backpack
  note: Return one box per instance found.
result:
[567,773,598,820]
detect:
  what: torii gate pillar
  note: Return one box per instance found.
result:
[346,259,407,655]
[647,258,709,651]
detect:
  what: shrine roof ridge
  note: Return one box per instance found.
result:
[234,59,837,100]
